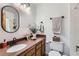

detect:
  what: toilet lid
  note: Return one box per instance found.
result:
[48,51,61,56]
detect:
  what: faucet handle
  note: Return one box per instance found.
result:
[13,37,16,44]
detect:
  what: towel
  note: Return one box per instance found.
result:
[52,17,62,34]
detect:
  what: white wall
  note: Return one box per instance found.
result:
[35,3,70,55]
[70,3,79,56]
[0,3,36,43]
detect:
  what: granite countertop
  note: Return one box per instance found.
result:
[0,37,45,56]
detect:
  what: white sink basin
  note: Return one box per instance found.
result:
[7,44,27,53]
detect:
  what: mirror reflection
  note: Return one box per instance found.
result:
[1,6,19,33]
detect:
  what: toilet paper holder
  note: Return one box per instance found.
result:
[76,46,79,52]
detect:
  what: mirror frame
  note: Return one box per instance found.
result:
[1,5,20,33]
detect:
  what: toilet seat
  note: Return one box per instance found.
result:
[48,51,61,56]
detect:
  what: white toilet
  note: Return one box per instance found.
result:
[48,41,64,56]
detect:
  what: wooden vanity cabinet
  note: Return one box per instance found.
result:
[18,39,45,56]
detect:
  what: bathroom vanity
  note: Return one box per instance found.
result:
[0,34,46,56]
[18,37,45,56]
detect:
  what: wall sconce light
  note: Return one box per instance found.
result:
[20,3,31,15]
[21,3,30,8]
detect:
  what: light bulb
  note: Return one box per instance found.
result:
[26,7,31,15]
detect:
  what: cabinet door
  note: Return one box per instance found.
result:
[36,41,42,56]
[36,48,42,56]
[41,39,45,56]
[42,45,45,56]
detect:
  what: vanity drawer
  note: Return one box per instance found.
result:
[36,41,42,49]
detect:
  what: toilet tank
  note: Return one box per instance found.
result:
[50,41,64,52]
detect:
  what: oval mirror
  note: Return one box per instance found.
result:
[1,6,19,33]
